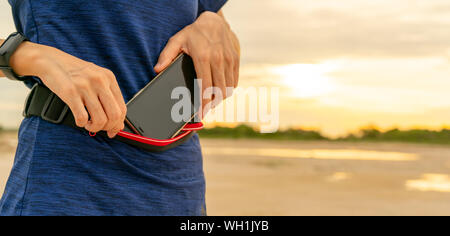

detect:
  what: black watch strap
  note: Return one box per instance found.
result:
[0,32,30,81]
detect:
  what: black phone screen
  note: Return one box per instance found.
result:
[124,54,199,140]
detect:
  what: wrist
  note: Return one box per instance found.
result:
[9,41,45,77]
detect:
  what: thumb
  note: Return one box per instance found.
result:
[155,36,184,73]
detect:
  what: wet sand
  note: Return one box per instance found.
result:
[1,133,450,216]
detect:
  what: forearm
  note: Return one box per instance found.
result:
[0,38,45,79]
[9,41,44,77]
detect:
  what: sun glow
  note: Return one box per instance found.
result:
[271,64,337,98]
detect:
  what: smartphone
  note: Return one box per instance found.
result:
[124,54,199,140]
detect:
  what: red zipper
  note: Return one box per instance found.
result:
[116,122,204,146]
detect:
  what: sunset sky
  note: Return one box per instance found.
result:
[1,0,450,137]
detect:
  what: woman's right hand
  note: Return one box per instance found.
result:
[9,42,127,138]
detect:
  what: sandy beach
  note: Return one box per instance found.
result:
[1,133,450,216]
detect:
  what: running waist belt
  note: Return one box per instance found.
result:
[23,84,204,152]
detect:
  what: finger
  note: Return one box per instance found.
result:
[192,56,213,119]
[102,69,126,135]
[106,121,123,138]
[99,90,123,136]
[154,36,184,73]
[108,74,127,121]
[211,54,227,107]
[66,96,89,128]
[107,130,122,139]
[227,32,241,88]
[224,53,235,96]
[83,93,108,133]
[233,53,240,88]
[110,85,127,133]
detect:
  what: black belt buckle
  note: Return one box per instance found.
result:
[41,92,69,124]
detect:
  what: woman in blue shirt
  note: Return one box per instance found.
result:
[0,0,240,216]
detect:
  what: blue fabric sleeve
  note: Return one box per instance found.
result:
[198,0,228,15]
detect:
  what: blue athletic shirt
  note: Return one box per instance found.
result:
[0,0,227,216]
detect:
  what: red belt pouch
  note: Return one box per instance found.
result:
[112,122,204,152]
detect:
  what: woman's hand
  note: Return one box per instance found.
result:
[10,42,127,138]
[154,11,241,118]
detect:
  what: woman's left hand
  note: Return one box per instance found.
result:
[154,10,240,118]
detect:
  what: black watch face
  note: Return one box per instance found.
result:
[0,55,7,67]
[0,32,28,67]
[0,33,28,80]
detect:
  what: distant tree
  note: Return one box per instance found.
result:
[360,128,382,139]
[199,124,450,145]
[198,124,326,140]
